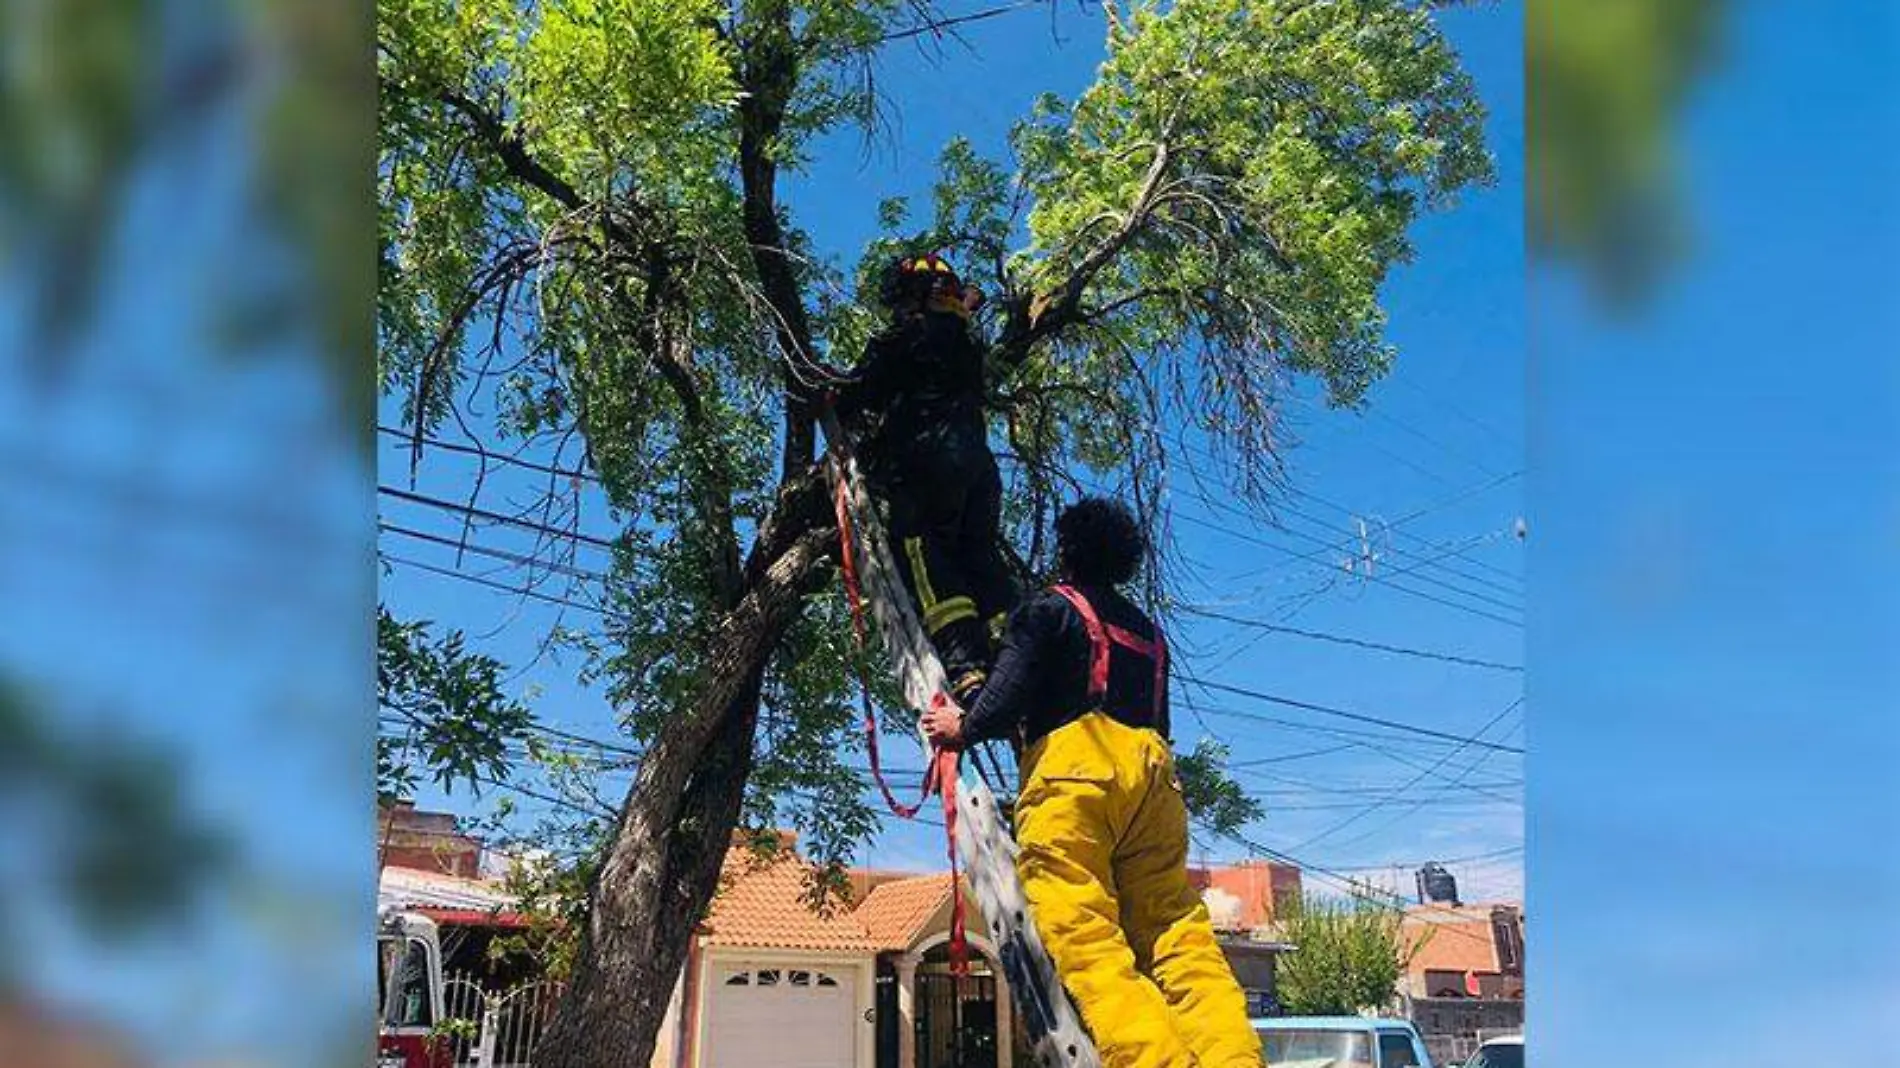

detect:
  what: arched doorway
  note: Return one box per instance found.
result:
[913,942,997,1068]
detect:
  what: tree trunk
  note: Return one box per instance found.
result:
[532,666,762,1068]
[533,519,830,1068]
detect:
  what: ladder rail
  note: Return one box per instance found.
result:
[819,412,1102,1068]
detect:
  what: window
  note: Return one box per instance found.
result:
[789,971,812,987]
[756,969,781,986]
[377,939,395,1015]
[1376,1031,1420,1067]
[1259,1029,1374,1068]
[1468,1046,1523,1068]
[381,939,434,1029]
[725,972,751,986]
[816,974,839,988]
[1492,913,1524,973]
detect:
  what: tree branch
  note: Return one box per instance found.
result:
[736,0,822,482]
[995,136,1176,372]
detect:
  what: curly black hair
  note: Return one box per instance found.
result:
[1055,496,1146,587]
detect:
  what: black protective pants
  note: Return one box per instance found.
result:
[879,447,1019,704]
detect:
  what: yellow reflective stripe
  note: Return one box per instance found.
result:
[923,596,978,634]
[951,670,986,698]
[904,537,938,608]
[987,612,1008,645]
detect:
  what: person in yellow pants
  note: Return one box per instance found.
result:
[924,497,1262,1068]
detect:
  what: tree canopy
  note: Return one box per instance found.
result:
[377,0,1493,877]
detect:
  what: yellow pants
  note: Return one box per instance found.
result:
[1016,713,1263,1068]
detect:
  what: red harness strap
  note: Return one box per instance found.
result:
[832,468,971,976]
[1048,584,1168,722]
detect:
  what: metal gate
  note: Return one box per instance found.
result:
[916,971,998,1068]
[440,973,565,1068]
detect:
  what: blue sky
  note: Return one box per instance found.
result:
[377,0,1528,904]
[1529,3,1899,1062]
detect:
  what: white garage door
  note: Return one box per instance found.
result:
[705,964,858,1068]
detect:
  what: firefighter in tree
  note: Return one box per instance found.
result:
[921,497,1261,1068]
[830,252,1018,710]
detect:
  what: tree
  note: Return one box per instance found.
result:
[1273,889,1420,1017]
[377,604,539,809]
[376,0,1491,1062]
[1175,739,1264,837]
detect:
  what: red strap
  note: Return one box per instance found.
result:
[1049,584,1110,702]
[835,473,936,817]
[930,738,970,978]
[1049,584,1167,720]
[1103,622,1158,658]
[832,462,969,977]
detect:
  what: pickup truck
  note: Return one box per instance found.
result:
[1252,1016,1435,1068]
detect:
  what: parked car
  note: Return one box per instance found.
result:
[1252,1016,1435,1068]
[1460,1034,1523,1068]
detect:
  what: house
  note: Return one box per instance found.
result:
[1189,859,1303,931]
[1400,902,1525,1001]
[1187,859,1302,1018]
[649,832,1299,1068]
[1399,903,1526,1064]
[378,800,488,879]
[376,804,545,995]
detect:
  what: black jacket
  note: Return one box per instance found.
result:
[833,310,990,475]
[962,585,1171,748]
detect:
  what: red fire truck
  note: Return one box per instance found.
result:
[377,909,453,1068]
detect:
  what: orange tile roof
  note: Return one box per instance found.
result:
[855,875,956,950]
[846,868,918,907]
[701,845,878,953]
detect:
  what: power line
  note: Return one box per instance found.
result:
[387,726,1511,907]
[1175,434,1525,596]
[1284,698,1523,851]
[1359,405,1505,481]
[379,484,623,552]
[1177,697,1469,753]
[1284,391,1506,488]
[1227,744,1359,767]
[1102,425,1527,608]
[1232,776,1523,798]
[1324,718,1522,853]
[1181,488,1524,616]
[1350,728,1524,805]
[377,424,606,487]
[1286,473,1524,587]
[1179,675,1526,755]
[1386,375,1518,452]
[381,552,613,618]
[1169,469,1525,609]
[1172,510,1523,628]
[1218,830,1502,946]
[378,521,612,585]
[381,527,1523,761]
[1324,845,1524,873]
[1180,606,1522,673]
